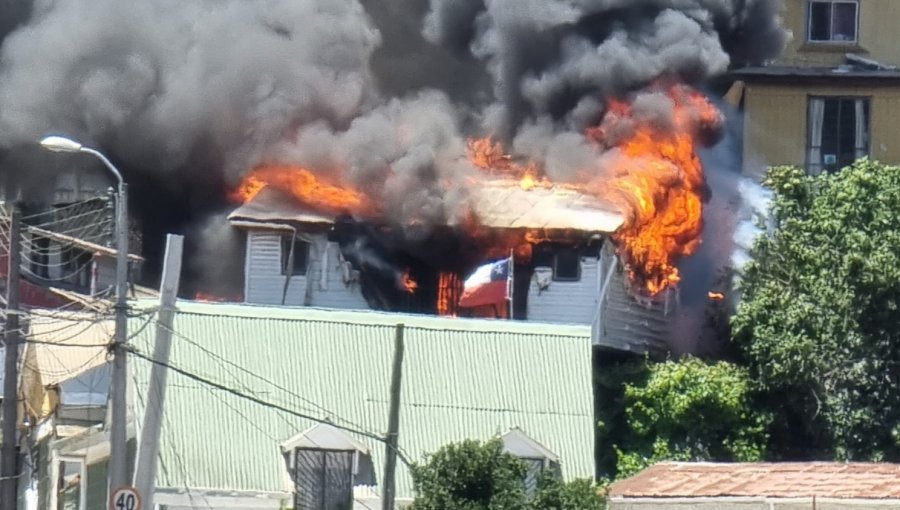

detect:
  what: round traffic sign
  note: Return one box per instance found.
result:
[110,486,142,510]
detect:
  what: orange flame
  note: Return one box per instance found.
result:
[232,165,374,217]
[194,292,239,303]
[708,291,725,301]
[588,84,721,295]
[399,270,418,293]
[437,272,461,316]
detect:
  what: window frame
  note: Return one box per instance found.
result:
[551,248,582,282]
[291,447,355,510]
[806,95,871,175]
[56,455,87,510]
[281,235,310,277]
[807,0,859,44]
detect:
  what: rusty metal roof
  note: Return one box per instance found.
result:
[609,462,900,499]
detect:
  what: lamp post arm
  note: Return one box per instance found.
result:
[80,147,124,187]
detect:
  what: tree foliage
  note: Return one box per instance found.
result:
[409,438,606,510]
[613,357,769,478]
[732,160,900,460]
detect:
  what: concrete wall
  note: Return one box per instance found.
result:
[610,497,900,510]
[243,230,368,309]
[777,0,900,68]
[742,83,900,179]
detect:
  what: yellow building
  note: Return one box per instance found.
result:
[733,0,900,179]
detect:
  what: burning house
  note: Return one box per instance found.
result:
[0,0,789,354]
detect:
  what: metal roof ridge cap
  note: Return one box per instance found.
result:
[159,301,593,338]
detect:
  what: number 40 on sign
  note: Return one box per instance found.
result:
[110,486,142,510]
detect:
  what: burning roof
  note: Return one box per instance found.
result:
[229,180,623,234]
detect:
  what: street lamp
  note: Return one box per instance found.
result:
[39,135,131,492]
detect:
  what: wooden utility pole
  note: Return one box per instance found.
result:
[134,234,183,507]
[381,324,405,510]
[1,204,21,510]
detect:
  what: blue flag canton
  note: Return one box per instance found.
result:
[490,258,511,281]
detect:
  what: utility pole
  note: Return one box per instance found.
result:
[381,324,404,510]
[2,204,21,510]
[134,234,183,507]
[109,179,130,492]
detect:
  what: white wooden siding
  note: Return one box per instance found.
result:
[243,231,367,309]
[592,247,670,354]
[526,257,600,324]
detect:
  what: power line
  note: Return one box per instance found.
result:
[128,347,411,467]
[149,318,375,433]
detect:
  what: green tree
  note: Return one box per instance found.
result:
[409,438,607,510]
[732,160,900,460]
[613,357,769,478]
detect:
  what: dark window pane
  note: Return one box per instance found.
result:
[553,248,581,281]
[809,2,832,41]
[837,99,857,169]
[282,237,309,276]
[832,2,857,41]
[820,99,840,170]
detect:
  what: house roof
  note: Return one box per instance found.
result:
[128,301,596,500]
[471,181,623,232]
[227,187,336,226]
[228,182,624,233]
[608,462,900,499]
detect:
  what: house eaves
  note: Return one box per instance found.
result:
[731,65,900,85]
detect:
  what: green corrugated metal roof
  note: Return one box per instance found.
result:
[129,301,595,501]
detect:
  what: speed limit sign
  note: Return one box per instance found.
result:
[110,486,142,510]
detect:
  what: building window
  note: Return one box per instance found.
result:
[63,248,93,290]
[808,1,858,43]
[281,236,309,276]
[552,248,581,282]
[807,97,869,175]
[57,457,86,510]
[31,235,51,279]
[292,448,354,510]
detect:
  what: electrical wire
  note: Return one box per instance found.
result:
[128,347,411,468]
[150,318,376,432]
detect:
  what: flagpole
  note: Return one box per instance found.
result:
[508,248,514,320]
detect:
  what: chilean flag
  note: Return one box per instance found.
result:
[459,257,511,308]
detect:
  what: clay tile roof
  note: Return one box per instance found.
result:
[608,462,900,499]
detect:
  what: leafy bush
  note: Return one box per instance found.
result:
[614,357,769,478]
[409,438,607,510]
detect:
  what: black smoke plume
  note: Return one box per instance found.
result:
[0,0,787,296]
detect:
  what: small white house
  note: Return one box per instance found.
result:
[229,188,368,309]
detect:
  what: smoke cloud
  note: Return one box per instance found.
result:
[0,0,787,299]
